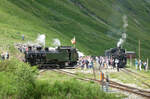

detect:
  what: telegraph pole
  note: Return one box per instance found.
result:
[139,40,141,60]
[74,36,76,48]
[146,58,149,71]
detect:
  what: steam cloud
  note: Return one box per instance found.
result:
[36,34,46,47]
[78,51,84,57]
[52,38,61,47]
[117,15,128,47]
[35,36,84,57]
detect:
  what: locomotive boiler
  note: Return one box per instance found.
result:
[105,47,127,68]
[24,46,78,68]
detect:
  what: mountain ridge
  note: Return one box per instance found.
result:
[0,0,150,59]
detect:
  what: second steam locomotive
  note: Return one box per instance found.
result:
[105,47,127,68]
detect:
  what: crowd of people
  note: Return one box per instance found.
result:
[16,43,28,53]
[78,56,118,70]
[135,58,148,71]
[78,56,149,71]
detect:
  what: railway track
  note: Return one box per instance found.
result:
[50,69,150,98]
[121,68,150,88]
[123,68,149,79]
[109,81,150,98]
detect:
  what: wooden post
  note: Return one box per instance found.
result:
[93,62,96,80]
[146,58,149,71]
[74,43,76,48]
[74,36,76,48]
[139,40,141,60]
[130,55,132,67]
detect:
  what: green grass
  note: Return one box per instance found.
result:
[0,58,38,99]
[106,62,150,88]
[37,70,73,83]
[109,71,149,88]
[125,63,150,85]
[0,59,124,99]
[34,79,124,99]
[37,70,125,99]
[0,0,150,59]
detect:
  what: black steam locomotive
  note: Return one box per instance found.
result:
[105,47,127,68]
[24,46,78,68]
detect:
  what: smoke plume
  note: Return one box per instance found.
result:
[117,15,128,47]
[52,38,61,47]
[78,51,84,57]
[36,34,46,47]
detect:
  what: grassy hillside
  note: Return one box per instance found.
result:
[0,0,150,59]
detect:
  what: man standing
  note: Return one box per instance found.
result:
[139,59,142,71]
[135,58,138,70]
[143,61,147,70]
[81,58,85,70]
[6,52,9,59]
[22,35,25,41]
[85,57,89,69]
[89,58,94,69]
[115,58,119,72]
